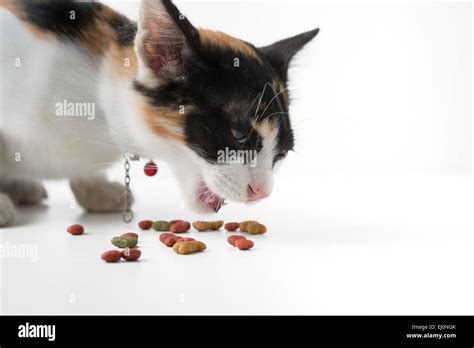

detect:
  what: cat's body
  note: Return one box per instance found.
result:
[0,0,318,226]
[0,9,120,179]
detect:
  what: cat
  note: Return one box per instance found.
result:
[0,0,318,226]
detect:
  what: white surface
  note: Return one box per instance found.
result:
[0,1,472,314]
[0,173,472,314]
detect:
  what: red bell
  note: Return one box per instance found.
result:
[144,160,158,176]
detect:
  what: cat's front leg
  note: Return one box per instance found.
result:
[70,176,133,213]
[0,193,15,226]
[0,178,48,226]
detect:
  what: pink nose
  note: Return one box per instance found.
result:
[247,185,270,201]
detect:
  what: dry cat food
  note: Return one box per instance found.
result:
[67,224,84,235]
[152,220,171,231]
[172,240,207,255]
[138,220,153,230]
[159,233,176,243]
[121,248,141,261]
[159,233,181,247]
[192,220,224,231]
[121,232,139,239]
[101,250,122,263]
[227,235,254,250]
[176,237,195,242]
[227,235,246,246]
[234,238,254,250]
[224,222,240,231]
[170,221,191,233]
[111,236,138,248]
[239,220,267,235]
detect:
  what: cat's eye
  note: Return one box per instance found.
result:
[231,128,247,145]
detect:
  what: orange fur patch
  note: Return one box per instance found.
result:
[198,29,262,64]
[139,98,190,144]
[1,1,127,57]
[255,118,278,138]
[104,44,137,79]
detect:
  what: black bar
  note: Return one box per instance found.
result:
[0,315,473,346]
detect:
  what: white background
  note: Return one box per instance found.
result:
[0,1,472,314]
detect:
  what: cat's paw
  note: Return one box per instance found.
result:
[0,193,16,226]
[0,179,47,205]
[70,177,133,213]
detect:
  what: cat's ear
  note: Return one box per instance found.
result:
[259,28,319,81]
[135,0,200,84]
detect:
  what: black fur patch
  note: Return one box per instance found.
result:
[17,0,136,47]
[18,0,102,39]
[108,15,137,47]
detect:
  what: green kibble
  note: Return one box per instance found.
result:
[152,220,171,231]
[111,236,138,249]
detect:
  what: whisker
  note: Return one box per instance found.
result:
[258,86,290,122]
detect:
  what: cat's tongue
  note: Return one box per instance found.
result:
[198,181,225,213]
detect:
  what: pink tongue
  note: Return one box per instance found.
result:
[207,194,224,212]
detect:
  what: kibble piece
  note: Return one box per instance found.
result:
[169,219,183,225]
[121,248,141,261]
[192,220,224,231]
[159,233,176,243]
[170,221,191,233]
[121,232,139,239]
[224,222,240,231]
[164,235,180,247]
[173,240,207,254]
[138,220,153,230]
[101,250,121,263]
[234,239,254,250]
[176,237,195,242]
[111,236,138,249]
[227,235,246,246]
[67,224,84,235]
[160,234,181,247]
[239,220,267,235]
[152,220,171,231]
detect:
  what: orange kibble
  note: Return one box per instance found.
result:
[234,239,254,250]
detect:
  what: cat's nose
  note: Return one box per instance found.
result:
[246,185,270,201]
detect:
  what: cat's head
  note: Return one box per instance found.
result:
[131,0,318,213]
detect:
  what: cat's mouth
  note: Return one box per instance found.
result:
[196,180,226,213]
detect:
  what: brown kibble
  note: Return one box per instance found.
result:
[227,235,246,246]
[224,222,240,231]
[170,221,191,233]
[138,220,153,230]
[234,239,254,250]
[172,240,207,254]
[67,224,84,235]
[121,248,141,261]
[121,232,139,239]
[239,220,267,235]
[192,220,224,231]
[101,250,121,263]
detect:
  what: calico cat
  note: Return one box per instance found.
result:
[0,0,318,226]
